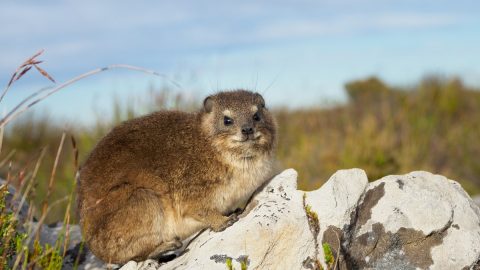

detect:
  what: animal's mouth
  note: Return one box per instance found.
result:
[234,134,261,143]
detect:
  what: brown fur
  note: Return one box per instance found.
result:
[77,90,277,264]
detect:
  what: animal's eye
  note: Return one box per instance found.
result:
[224,116,234,126]
[253,112,261,121]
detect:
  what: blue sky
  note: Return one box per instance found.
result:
[1,0,479,124]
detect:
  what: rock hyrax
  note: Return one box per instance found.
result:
[77,90,277,264]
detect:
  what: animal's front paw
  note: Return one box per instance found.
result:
[211,213,239,232]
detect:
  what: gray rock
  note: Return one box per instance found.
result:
[473,195,480,208]
[116,169,480,270]
[9,170,480,270]
[341,172,480,270]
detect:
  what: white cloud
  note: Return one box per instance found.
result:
[253,13,458,41]
[0,0,473,76]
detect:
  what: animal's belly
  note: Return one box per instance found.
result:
[163,213,206,240]
[178,217,205,238]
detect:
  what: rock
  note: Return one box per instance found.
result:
[341,171,480,269]
[159,169,315,270]
[120,260,162,270]
[473,195,480,208]
[117,169,480,270]
[5,170,480,269]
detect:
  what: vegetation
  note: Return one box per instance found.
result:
[277,76,480,192]
[0,52,85,269]
[2,75,480,224]
[222,255,248,270]
[303,193,323,269]
[322,243,334,269]
[0,186,26,268]
[1,53,479,269]
[225,257,233,270]
[0,181,79,269]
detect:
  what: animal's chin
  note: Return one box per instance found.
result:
[226,138,262,156]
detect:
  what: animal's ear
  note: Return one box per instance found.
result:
[203,95,214,113]
[254,93,265,108]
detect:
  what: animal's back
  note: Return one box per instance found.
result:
[79,110,201,191]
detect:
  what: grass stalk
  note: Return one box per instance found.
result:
[0,64,181,128]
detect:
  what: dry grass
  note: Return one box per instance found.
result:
[0,51,188,269]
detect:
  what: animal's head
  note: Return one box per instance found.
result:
[201,90,276,161]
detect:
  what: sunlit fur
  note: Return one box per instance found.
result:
[77,90,276,264]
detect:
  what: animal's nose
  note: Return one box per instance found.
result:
[241,126,254,135]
